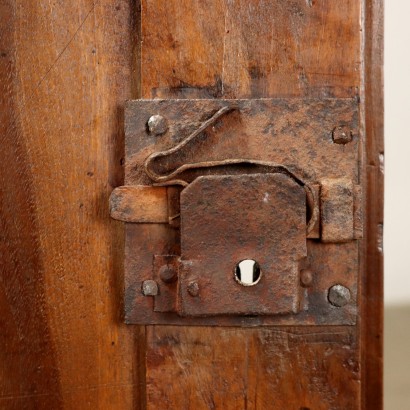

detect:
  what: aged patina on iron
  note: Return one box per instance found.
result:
[110,98,362,326]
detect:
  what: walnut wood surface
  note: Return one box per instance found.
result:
[362,0,384,408]
[139,1,381,409]
[0,1,383,409]
[0,1,141,408]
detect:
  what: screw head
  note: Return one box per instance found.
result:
[159,265,177,284]
[147,115,168,135]
[187,281,200,297]
[141,280,159,296]
[328,284,351,307]
[300,269,314,287]
[332,126,353,144]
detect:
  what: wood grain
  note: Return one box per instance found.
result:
[141,0,361,99]
[146,326,360,410]
[139,1,368,409]
[0,1,142,408]
[362,0,384,408]
[0,0,382,408]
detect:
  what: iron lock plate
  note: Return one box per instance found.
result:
[111,98,362,326]
[179,173,307,317]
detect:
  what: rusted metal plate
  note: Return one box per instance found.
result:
[120,98,360,326]
[178,173,306,316]
[319,178,363,242]
[125,99,359,186]
[320,178,354,242]
[153,255,179,313]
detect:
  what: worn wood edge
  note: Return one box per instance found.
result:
[110,185,168,223]
[361,0,384,408]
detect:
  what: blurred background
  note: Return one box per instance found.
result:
[385,0,410,408]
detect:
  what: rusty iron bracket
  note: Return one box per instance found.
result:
[111,98,362,326]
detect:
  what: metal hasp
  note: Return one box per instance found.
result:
[110,98,362,326]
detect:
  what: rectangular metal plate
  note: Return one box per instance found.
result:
[179,173,306,316]
[122,98,360,326]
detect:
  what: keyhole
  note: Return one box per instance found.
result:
[234,259,262,286]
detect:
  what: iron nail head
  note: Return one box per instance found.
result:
[159,265,177,284]
[300,269,314,287]
[147,115,168,135]
[332,125,353,145]
[328,284,351,307]
[141,280,159,296]
[187,281,200,297]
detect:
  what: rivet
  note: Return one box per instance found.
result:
[332,126,353,145]
[328,284,351,307]
[300,269,313,287]
[159,265,177,284]
[187,281,200,297]
[147,115,168,135]
[141,280,159,296]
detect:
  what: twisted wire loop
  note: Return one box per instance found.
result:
[143,104,318,235]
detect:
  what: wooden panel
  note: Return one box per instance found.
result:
[0,0,382,408]
[362,0,384,408]
[0,1,142,408]
[139,0,367,409]
[141,0,361,99]
[146,326,360,410]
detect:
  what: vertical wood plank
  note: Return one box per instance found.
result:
[140,1,365,408]
[362,0,384,408]
[141,0,361,99]
[0,1,142,408]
